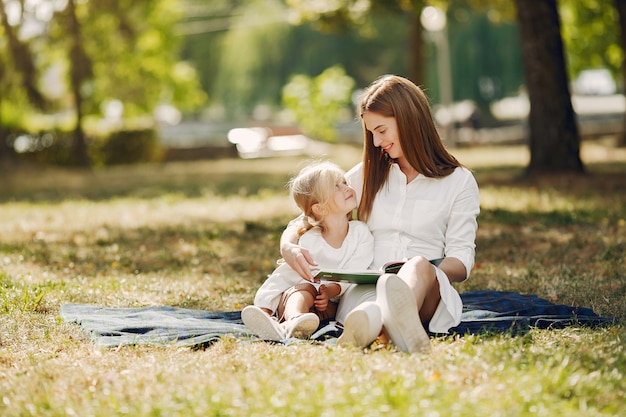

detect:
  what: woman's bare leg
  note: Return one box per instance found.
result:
[396,256,441,322]
[376,273,431,353]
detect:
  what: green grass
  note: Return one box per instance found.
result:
[0,141,625,416]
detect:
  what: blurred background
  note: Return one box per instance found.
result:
[0,0,623,168]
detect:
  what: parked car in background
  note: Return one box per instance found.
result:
[573,69,617,96]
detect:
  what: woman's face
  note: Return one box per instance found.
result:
[362,111,404,160]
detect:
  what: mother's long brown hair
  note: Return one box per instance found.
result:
[358,74,461,221]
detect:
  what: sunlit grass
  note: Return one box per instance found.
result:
[0,140,624,416]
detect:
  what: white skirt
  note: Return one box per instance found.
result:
[336,267,462,334]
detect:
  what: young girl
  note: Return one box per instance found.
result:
[242,160,374,340]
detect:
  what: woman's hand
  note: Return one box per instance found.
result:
[281,241,317,282]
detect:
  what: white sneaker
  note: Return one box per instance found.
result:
[283,313,320,339]
[241,305,285,341]
[337,301,382,349]
[376,274,431,353]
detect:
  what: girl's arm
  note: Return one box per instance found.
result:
[280,222,317,281]
[314,283,341,312]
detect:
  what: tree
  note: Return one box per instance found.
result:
[560,0,620,78]
[0,4,45,109]
[559,0,623,147]
[0,1,47,165]
[287,0,425,85]
[615,0,626,147]
[514,0,584,174]
[0,0,206,167]
[63,0,92,167]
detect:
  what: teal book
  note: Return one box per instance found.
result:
[314,258,443,284]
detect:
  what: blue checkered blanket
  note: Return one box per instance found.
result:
[60,290,617,348]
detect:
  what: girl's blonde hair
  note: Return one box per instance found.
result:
[289,160,350,236]
[358,74,462,221]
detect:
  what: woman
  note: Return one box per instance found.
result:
[280,75,480,353]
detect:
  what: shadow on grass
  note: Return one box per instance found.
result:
[481,207,623,226]
[0,171,293,203]
[0,218,289,278]
[1,157,624,318]
[1,157,625,203]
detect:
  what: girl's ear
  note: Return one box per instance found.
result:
[312,203,327,218]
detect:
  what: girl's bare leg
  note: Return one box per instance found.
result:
[278,284,320,339]
[282,290,315,321]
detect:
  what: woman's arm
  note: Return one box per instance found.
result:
[444,170,480,281]
[437,257,467,283]
[280,222,317,281]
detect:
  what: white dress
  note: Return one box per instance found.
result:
[254,220,374,314]
[336,163,480,333]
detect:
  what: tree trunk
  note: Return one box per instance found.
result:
[70,82,90,168]
[66,0,92,168]
[0,4,45,110]
[514,0,584,175]
[0,125,13,168]
[615,0,626,147]
[0,52,15,168]
[0,57,9,167]
[407,8,424,86]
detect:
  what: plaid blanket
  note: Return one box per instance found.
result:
[60,290,617,348]
[448,290,616,335]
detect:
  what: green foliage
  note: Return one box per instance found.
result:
[0,105,24,134]
[560,0,621,79]
[182,0,410,118]
[0,82,37,129]
[282,66,355,142]
[74,0,207,116]
[286,0,370,30]
[0,0,206,136]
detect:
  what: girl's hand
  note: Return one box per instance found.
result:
[282,242,317,282]
[314,285,330,311]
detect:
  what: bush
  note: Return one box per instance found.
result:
[97,128,163,166]
[9,130,76,166]
[4,127,163,167]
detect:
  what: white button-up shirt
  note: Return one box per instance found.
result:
[346,163,480,280]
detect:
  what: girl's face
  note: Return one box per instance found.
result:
[362,111,404,160]
[328,177,357,215]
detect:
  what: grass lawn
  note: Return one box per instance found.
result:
[1,140,624,416]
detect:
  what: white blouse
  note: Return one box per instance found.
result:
[346,163,480,280]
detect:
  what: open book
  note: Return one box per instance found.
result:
[314,258,444,284]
